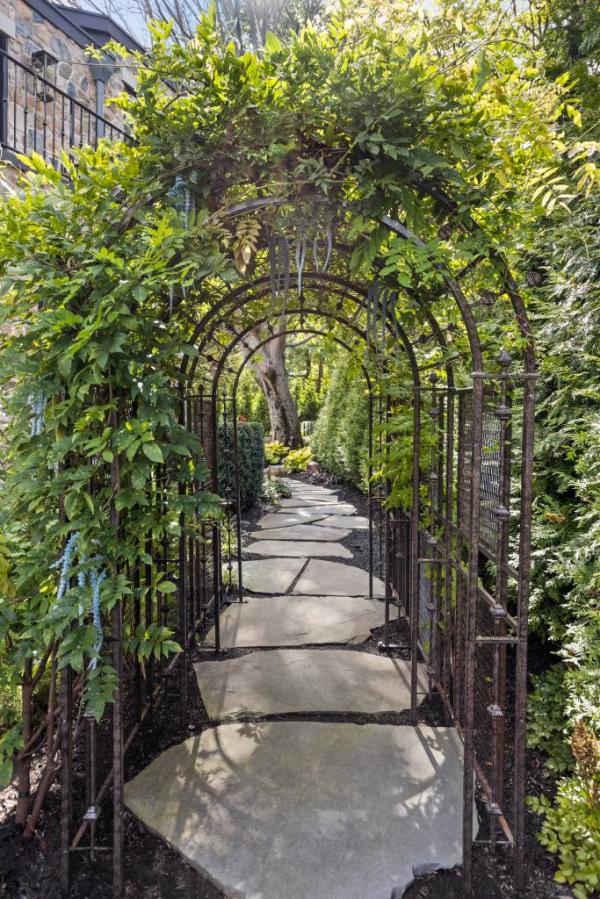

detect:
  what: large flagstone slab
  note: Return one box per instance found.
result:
[125,721,472,899]
[288,493,340,504]
[206,595,384,647]
[279,499,356,513]
[286,483,337,495]
[242,558,305,594]
[317,514,369,530]
[257,510,327,528]
[244,540,352,559]
[294,559,385,597]
[194,649,425,718]
[250,524,351,542]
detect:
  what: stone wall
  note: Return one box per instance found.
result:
[0,0,136,181]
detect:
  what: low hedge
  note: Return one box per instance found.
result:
[218,421,265,511]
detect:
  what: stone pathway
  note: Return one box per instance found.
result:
[125,478,472,898]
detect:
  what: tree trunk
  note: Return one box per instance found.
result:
[242,326,302,448]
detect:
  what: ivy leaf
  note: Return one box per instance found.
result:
[142,442,164,463]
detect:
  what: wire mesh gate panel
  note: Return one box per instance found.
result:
[59,391,221,895]
[387,364,532,890]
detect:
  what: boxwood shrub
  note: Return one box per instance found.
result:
[218,421,265,511]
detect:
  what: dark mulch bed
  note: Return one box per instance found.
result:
[0,661,222,899]
[404,747,574,899]
[0,472,571,899]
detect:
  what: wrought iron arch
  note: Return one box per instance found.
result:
[59,163,536,899]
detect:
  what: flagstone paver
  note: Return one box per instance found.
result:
[125,722,472,899]
[316,514,369,530]
[244,540,352,559]
[289,491,342,503]
[294,558,385,597]
[242,558,305,594]
[194,649,426,718]
[250,524,351,542]
[257,510,328,528]
[205,595,385,647]
[125,477,473,898]
[283,482,336,494]
[279,500,357,514]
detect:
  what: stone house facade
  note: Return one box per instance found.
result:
[0,0,144,193]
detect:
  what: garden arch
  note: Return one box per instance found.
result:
[58,165,535,899]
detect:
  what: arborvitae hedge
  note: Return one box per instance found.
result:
[312,358,369,489]
[218,422,265,511]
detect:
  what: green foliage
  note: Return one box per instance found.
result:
[261,476,293,503]
[0,146,222,742]
[236,369,270,432]
[0,0,596,832]
[312,357,369,489]
[283,447,312,472]
[527,665,574,773]
[264,441,290,465]
[529,779,600,899]
[529,722,600,899]
[219,422,265,511]
[528,193,600,768]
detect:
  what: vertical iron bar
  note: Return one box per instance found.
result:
[444,388,455,708]
[410,385,421,722]
[110,409,124,899]
[144,527,153,704]
[0,42,8,148]
[232,394,244,603]
[133,560,142,722]
[462,375,485,896]
[378,393,384,580]
[455,393,466,726]
[368,393,374,600]
[178,391,189,719]
[60,667,73,895]
[383,392,391,646]
[513,376,536,891]
[210,390,221,652]
[490,355,512,848]
[427,374,439,686]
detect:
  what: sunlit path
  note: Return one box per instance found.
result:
[125,479,473,898]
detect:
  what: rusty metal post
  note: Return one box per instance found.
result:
[110,433,124,899]
[462,374,485,896]
[210,390,222,652]
[231,393,244,603]
[513,373,536,891]
[410,385,421,722]
[443,386,455,705]
[60,665,73,895]
[368,392,374,600]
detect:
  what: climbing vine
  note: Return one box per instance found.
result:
[0,0,594,836]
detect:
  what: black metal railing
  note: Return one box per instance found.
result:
[0,49,129,170]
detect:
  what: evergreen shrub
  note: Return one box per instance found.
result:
[218,422,265,511]
[312,358,369,488]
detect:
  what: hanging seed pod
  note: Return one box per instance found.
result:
[296,236,306,296]
[313,233,320,271]
[324,223,333,272]
[268,238,278,300]
[183,187,192,229]
[280,236,290,304]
